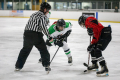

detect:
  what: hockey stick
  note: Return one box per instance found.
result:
[84,36,91,72]
[50,36,66,64]
[50,31,69,64]
[50,47,60,63]
[88,36,91,66]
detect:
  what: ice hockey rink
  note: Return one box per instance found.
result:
[0,18,120,80]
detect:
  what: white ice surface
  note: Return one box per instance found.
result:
[0,18,120,80]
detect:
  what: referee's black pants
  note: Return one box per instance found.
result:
[15,30,50,69]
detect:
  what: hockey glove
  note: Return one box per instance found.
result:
[57,35,65,41]
[65,30,72,37]
[87,44,95,52]
[54,39,63,47]
[57,30,72,40]
[87,28,93,36]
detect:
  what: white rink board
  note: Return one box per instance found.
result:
[0,10,120,22]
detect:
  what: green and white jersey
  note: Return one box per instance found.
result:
[48,22,72,38]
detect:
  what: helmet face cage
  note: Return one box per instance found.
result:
[80,23,86,28]
[78,16,86,28]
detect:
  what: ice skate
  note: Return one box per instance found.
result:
[45,66,51,74]
[96,65,109,77]
[15,67,21,71]
[83,63,98,73]
[68,56,73,66]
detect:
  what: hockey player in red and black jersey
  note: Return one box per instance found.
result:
[78,16,112,76]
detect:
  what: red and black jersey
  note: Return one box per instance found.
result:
[85,17,104,44]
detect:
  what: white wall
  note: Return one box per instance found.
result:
[0,10,10,16]
[98,12,120,22]
[23,10,37,17]
[0,10,120,22]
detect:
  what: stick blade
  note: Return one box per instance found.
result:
[83,63,88,67]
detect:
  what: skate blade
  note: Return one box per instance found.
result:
[83,63,88,67]
[15,69,21,71]
[97,72,109,77]
[87,69,98,71]
[92,69,98,71]
[84,70,89,73]
[96,69,98,71]
[69,63,73,66]
[84,69,98,73]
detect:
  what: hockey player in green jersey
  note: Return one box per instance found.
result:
[39,19,72,65]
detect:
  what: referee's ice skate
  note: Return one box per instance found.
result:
[15,67,21,71]
[45,66,51,74]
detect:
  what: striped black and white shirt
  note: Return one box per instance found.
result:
[25,11,50,37]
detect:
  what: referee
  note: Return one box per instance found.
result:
[15,2,53,71]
